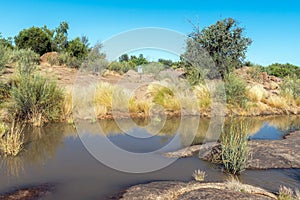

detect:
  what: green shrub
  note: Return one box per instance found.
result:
[263,63,300,78]
[221,119,249,174]
[10,75,64,126]
[224,73,247,108]
[12,49,40,75]
[0,82,10,104]
[0,44,12,72]
[58,52,81,68]
[14,27,52,55]
[281,76,300,99]
[65,37,88,61]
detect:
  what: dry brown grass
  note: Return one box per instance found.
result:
[246,85,266,102]
[0,121,25,157]
[262,96,288,109]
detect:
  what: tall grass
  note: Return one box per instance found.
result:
[10,75,64,126]
[221,119,249,174]
[194,84,211,109]
[12,49,40,75]
[147,83,180,112]
[0,121,25,157]
[224,73,248,108]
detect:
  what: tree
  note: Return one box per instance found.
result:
[119,54,129,62]
[187,18,252,79]
[52,21,69,52]
[0,33,13,49]
[158,58,173,67]
[65,37,88,61]
[15,27,52,55]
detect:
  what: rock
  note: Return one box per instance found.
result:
[0,184,53,200]
[163,131,300,169]
[119,181,276,200]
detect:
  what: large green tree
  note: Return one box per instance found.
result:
[14,27,52,55]
[186,18,252,79]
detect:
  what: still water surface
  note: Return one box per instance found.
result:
[0,116,299,199]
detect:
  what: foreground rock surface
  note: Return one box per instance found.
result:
[120,181,276,200]
[0,184,52,200]
[164,131,300,169]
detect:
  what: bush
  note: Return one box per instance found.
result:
[14,27,52,55]
[263,63,300,78]
[12,49,40,75]
[10,75,64,126]
[221,119,249,174]
[58,52,81,68]
[81,43,108,73]
[65,37,88,61]
[281,76,300,99]
[0,44,12,72]
[224,73,248,108]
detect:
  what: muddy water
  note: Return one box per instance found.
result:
[0,116,300,199]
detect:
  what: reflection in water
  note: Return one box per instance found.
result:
[0,116,299,198]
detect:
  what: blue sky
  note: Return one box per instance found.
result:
[1,0,300,65]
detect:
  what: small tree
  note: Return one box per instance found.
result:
[14,27,52,55]
[65,37,88,61]
[187,18,252,79]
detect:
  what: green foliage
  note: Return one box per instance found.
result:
[130,54,149,66]
[10,75,64,126]
[52,21,69,52]
[119,54,129,62]
[57,52,81,68]
[107,61,135,74]
[0,44,12,72]
[14,27,52,55]
[81,43,108,73]
[281,75,300,99]
[187,18,252,78]
[221,119,249,175]
[0,82,10,104]
[142,62,165,78]
[65,37,88,62]
[262,63,300,78]
[224,73,247,107]
[0,33,13,49]
[12,49,40,75]
[158,58,173,68]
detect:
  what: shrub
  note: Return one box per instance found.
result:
[246,85,266,102]
[281,76,300,99]
[0,121,25,157]
[80,43,108,73]
[14,26,52,55]
[10,75,64,126]
[0,44,12,72]
[58,52,81,68]
[65,37,88,61]
[0,82,11,104]
[221,119,249,174]
[224,73,248,108]
[263,63,300,79]
[11,49,40,75]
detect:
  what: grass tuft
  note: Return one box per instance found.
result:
[192,169,206,182]
[221,119,249,174]
[0,121,25,157]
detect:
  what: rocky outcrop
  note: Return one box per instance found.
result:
[119,181,277,200]
[164,131,300,169]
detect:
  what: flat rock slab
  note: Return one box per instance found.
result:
[120,181,276,200]
[164,131,300,169]
[0,184,53,200]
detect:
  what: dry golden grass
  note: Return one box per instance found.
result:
[225,177,251,193]
[194,84,211,109]
[246,85,266,102]
[0,121,25,157]
[192,169,206,182]
[262,96,288,109]
[62,89,73,119]
[129,98,151,116]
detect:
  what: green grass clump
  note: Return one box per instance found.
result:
[224,73,248,108]
[10,75,64,126]
[221,119,249,174]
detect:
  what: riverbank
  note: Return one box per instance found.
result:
[164,130,300,169]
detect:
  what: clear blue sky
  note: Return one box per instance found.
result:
[1,0,300,65]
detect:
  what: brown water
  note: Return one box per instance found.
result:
[0,116,300,199]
